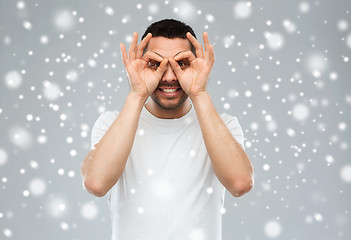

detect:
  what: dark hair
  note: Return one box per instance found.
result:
[141,19,197,56]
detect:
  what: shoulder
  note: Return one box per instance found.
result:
[102,110,119,119]
[219,112,239,125]
[94,110,119,125]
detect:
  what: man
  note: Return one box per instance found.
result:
[81,19,254,240]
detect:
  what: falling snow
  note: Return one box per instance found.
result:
[1,0,350,240]
[264,220,282,238]
[80,202,98,220]
[4,71,23,89]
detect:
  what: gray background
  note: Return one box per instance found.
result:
[1,0,351,239]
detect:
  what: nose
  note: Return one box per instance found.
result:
[161,63,177,82]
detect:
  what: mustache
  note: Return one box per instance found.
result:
[157,83,181,88]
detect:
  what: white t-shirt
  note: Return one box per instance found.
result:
[90,104,245,240]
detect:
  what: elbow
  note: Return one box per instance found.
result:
[81,158,107,198]
[83,178,107,197]
[229,178,254,197]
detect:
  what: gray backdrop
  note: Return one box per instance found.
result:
[1,0,350,239]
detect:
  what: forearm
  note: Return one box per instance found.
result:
[191,92,253,197]
[81,92,147,197]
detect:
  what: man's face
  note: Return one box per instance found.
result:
[146,37,192,111]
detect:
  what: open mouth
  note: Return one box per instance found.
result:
[157,87,182,97]
[158,88,181,93]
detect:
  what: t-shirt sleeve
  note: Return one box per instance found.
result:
[90,111,118,151]
[221,114,245,150]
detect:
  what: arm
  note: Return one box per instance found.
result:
[81,93,146,197]
[191,92,253,197]
[81,32,168,197]
[169,32,253,197]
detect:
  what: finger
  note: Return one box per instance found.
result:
[186,32,203,58]
[128,32,138,60]
[209,44,215,63]
[155,58,169,79]
[203,32,211,60]
[136,33,152,59]
[120,43,129,66]
[168,57,183,78]
[141,51,164,63]
[173,51,196,62]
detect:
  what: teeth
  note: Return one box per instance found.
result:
[161,88,177,93]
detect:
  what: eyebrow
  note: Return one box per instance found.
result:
[153,51,184,59]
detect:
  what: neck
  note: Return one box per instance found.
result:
[145,99,192,119]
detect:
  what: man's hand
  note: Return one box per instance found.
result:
[168,32,215,99]
[120,32,169,99]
